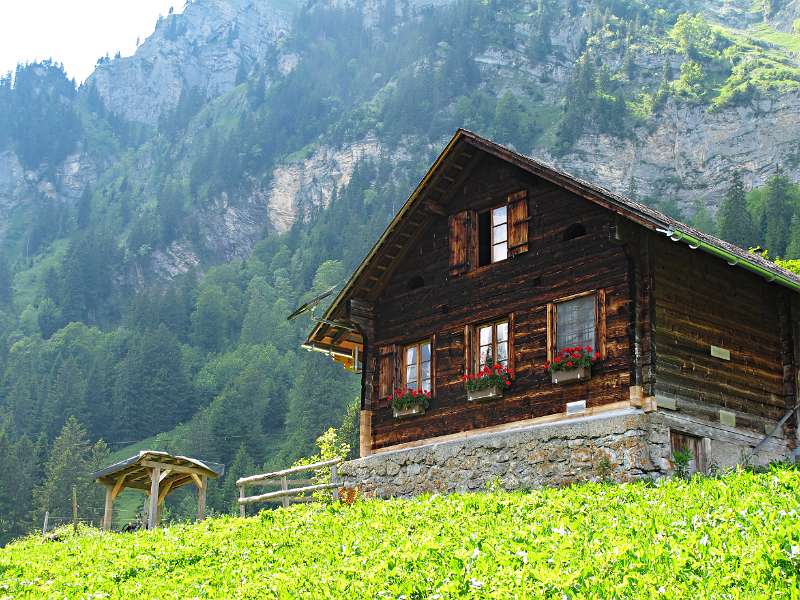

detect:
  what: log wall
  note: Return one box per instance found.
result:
[651,234,795,430]
[369,157,633,450]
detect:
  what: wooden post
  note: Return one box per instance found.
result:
[72,486,78,534]
[41,511,49,538]
[148,466,160,530]
[359,410,372,458]
[281,476,289,508]
[331,464,339,501]
[103,486,114,531]
[239,486,246,518]
[197,475,207,522]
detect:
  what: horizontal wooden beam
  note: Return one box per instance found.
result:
[140,460,215,478]
[238,481,341,505]
[237,457,343,487]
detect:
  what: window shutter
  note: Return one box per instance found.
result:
[508,190,529,256]
[448,210,470,276]
[378,345,397,400]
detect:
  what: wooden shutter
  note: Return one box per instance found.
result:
[378,345,398,400]
[508,190,529,256]
[464,324,473,375]
[448,210,470,276]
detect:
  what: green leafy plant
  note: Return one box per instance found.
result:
[544,346,600,372]
[672,448,694,479]
[462,363,514,392]
[388,388,431,411]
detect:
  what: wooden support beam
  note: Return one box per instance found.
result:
[190,473,203,489]
[102,486,114,531]
[157,479,174,505]
[111,472,128,501]
[159,469,173,483]
[147,466,160,530]
[197,475,208,522]
[140,460,212,478]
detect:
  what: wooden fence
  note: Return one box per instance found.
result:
[236,457,348,515]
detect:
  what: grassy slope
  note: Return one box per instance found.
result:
[1,469,799,599]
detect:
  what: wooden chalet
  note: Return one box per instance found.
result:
[305,130,800,470]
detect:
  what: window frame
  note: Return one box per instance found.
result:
[477,203,509,267]
[546,290,606,363]
[402,338,433,393]
[470,315,514,373]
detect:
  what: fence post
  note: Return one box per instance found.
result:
[281,476,289,508]
[331,464,339,501]
[72,486,78,534]
[42,511,49,538]
[239,486,246,518]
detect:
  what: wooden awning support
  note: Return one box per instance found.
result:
[93,451,224,531]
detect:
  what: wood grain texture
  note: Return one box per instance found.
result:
[368,158,632,450]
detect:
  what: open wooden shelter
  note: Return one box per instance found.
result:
[93,451,224,530]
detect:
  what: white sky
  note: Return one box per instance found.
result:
[0,1,184,83]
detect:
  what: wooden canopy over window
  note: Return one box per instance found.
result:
[92,451,224,531]
[305,129,800,370]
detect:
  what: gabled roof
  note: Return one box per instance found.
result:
[92,451,224,491]
[304,129,800,368]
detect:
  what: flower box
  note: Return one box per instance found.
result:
[551,366,591,384]
[393,403,426,418]
[388,388,431,419]
[467,385,503,402]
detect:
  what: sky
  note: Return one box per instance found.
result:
[0,1,184,83]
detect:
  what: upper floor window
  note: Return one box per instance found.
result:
[478,205,508,266]
[477,319,509,369]
[448,190,528,277]
[404,340,432,392]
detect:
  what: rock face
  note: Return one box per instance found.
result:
[340,410,790,497]
[551,93,800,216]
[89,0,292,125]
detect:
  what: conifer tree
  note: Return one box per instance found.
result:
[32,417,109,525]
[785,213,800,259]
[717,171,755,248]
[764,169,792,257]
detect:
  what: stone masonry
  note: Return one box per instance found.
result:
[340,408,792,498]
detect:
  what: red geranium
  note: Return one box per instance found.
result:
[543,346,601,373]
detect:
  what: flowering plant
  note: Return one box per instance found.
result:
[544,346,601,372]
[389,387,431,411]
[462,363,514,392]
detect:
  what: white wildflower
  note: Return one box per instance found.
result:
[658,586,666,594]
[699,535,709,546]
[791,546,800,557]
[516,550,528,564]
[553,526,567,536]
[470,579,484,589]
[472,547,481,558]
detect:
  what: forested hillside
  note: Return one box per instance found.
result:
[2,0,800,544]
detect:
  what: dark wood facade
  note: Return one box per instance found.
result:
[305,130,800,457]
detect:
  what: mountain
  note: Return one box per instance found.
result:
[2,0,800,543]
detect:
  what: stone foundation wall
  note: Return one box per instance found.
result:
[341,409,792,498]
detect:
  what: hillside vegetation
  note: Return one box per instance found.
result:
[1,468,798,598]
[3,0,800,545]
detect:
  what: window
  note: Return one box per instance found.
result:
[548,291,605,361]
[556,295,596,352]
[404,340,432,392]
[563,223,587,241]
[478,205,508,266]
[477,319,509,369]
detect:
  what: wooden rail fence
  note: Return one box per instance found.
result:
[236,457,348,515]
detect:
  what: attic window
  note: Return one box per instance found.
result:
[478,205,508,266]
[563,223,587,241]
[407,275,425,291]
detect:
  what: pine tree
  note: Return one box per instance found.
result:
[785,213,800,259]
[764,169,792,257]
[717,171,755,248]
[32,417,108,526]
[220,444,256,514]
